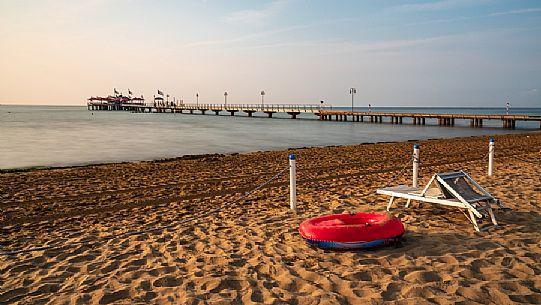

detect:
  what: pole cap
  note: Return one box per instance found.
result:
[489,138,495,143]
[413,144,420,149]
[289,154,296,160]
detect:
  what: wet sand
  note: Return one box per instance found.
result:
[1,133,540,304]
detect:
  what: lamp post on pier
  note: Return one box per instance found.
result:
[196,93,199,106]
[224,91,228,106]
[261,91,265,108]
[349,88,356,113]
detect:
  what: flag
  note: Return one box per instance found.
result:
[128,89,133,95]
[157,90,163,96]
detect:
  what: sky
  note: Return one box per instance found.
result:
[0,0,540,107]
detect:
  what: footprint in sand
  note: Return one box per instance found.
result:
[153,275,182,287]
[403,270,442,283]
[99,289,130,304]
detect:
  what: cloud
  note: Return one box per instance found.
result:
[185,24,309,47]
[489,7,541,17]
[186,17,357,48]
[217,34,457,54]
[222,27,523,55]
[392,0,489,12]
[225,0,290,25]
[284,36,451,54]
[524,88,539,95]
[382,6,541,29]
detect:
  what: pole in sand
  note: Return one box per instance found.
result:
[413,144,420,188]
[289,154,297,211]
[488,138,495,176]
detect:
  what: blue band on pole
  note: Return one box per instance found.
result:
[289,154,296,160]
[489,138,495,143]
[413,144,420,149]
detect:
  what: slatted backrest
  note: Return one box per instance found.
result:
[435,179,455,199]
[434,171,464,199]
[436,171,493,203]
[451,177,487,202]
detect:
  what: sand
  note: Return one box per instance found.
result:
[1,132,540,304]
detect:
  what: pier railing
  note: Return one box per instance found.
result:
[154,103,326,112]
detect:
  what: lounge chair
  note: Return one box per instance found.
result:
[377,170,507,232]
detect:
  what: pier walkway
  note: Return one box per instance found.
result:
[87,101,541,129]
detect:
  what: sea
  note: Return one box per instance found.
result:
[1,105,540,170]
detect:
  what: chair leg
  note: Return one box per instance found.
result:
[487,208,498,226]
[405,198,412,208]
[387,197,395,211]
[468,209,481,232]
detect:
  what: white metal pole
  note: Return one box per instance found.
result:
[413,144,420,188]
[488,138,495,176]
[289,154,297,211]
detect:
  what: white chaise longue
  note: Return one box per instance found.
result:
[377,170,508,232]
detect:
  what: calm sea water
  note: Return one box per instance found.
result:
[1,105,539,169]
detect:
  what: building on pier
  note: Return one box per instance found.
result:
[87,90,144,111]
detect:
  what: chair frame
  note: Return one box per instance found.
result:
[377,171,500,232]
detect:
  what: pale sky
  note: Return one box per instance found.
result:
[1,0,540,107]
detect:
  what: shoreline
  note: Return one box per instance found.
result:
[1,131,538,173]
[1,132,540,304]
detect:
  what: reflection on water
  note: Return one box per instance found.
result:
[0,105,539,169]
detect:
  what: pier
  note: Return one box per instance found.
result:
[87,101,541,129]
[87,102,321,119]
[318,110,541,129]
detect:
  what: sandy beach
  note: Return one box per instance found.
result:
[1,132,540,304]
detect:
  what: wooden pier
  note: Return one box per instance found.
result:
[87,101,541,129]
[87,102,321,118]
[319,110,541,129]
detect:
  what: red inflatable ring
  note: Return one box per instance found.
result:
[299,212,404,249]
